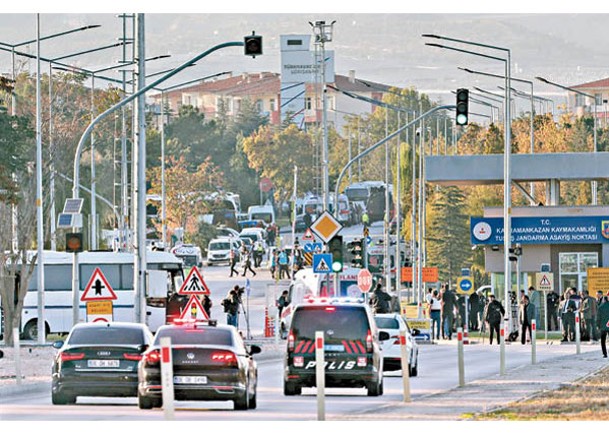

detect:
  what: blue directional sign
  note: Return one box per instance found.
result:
[457,277,474,295]
[304,242,323,253]
[313,253,333,274]
[366,236,372,245]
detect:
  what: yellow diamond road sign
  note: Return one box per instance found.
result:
[310,210,343,243]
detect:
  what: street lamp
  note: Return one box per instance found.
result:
[424,33,513,332]
[536,76,599,205]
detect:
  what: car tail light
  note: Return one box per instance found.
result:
[144,350,161,365]
[324,306,336,312]
[366,330,373,352]
[60,352,84,362]
[392,335,400,345]
[211,351,238,367]
[288,331,295,352]
[123,353,143,361]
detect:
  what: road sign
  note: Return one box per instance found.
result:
[365,235,372,245]
[86,300,114,323]
[535,272,555,292]
[400,266,439,283]
[310,210,343,243]
[81,268,118,301]
[456,276,474,295]
[357,269,373,293]
[302,228,315,242]
[259,177,273,193]
[313,253,333,274]
[178,267,211,295]
[303,242,323,253]
[179,295,209,321]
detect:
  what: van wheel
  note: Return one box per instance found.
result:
[367,379,382,396]
[52,390,76,405]
[23,320,46,341]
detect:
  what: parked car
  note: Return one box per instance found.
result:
[51,322,153,405]
[137,320,261,410]
[284,299,389,396]
[374,313,419,375]
[216,225,241,240]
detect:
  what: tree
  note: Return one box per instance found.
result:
[0,111,37,345]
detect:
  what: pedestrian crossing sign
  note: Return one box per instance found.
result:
[178,267,211,295]
[179,295,209,320]
[313,253,332,274]
[535,272,554,292]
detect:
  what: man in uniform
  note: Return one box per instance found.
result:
[547,289,560,331]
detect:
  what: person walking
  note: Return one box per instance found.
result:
[428,290,442,340]
[562,288,579,342]
[277,290,289,318]
[278,249,290,280]
[519,295,536,344]
[581,289,598,342]
[221,287,240,328]
[547,289,560,331]
[469,290,480,331]
[229,245,239,278]
[441,285,457,340]
[269,249,278,280]
[483,294,505,345]
[202,294,212,318]
[596,296,609,358]
[241,249,257,277]
[370,282,392,314]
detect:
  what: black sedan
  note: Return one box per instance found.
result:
[51,322,153,405]
[137,320,261,410]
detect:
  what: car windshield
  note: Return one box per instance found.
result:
[154,327,233,346]
[240,234,257,242]
[178,255,198,266]
[69,327,145,345]
[210,242,231,250]
[251,213,272,223]
[345,188,369,202]
[291,306,369,342]
[374,317,400,330]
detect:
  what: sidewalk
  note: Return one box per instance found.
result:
[339,348,609,420]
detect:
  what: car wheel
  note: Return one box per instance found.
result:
[234,392,249,410]
[138,392,154,410]
[367,379,381,397]
[52,390,75,405]
[410,353,419,377]
[283,380,301,396]
[249,389,257,409]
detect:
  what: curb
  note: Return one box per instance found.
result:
[0,381,50,397]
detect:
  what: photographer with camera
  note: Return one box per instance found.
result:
[221,285,242,328]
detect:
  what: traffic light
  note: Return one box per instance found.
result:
[65,233,83,253]
[328,235,343,272]
[455,88,469,126]
[348,238,364,268]
[244,33,263,58]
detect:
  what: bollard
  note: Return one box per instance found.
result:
[13,328,21,385]
[500,322,506,375]
[399,330,411,402]
[160,336,174,420]
[575,313,581,355]
[531,319,537,365]
[315,331,325,421]
[457,327,465,387]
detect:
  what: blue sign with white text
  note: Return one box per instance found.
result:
[471,216,609,245]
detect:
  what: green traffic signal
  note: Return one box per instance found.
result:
[328,235,343,272]
[455,88,469,126]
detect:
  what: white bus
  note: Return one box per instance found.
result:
[18,250,184,340]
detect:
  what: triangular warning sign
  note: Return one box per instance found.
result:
[81,268,118,301]
[178,267,211,295]
[302,228,315,242]
[316,258,330,272]
[540,275,551,286]
[179,295,209,321]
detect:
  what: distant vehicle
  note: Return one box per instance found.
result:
[13,250,184,340]
[240,227,268,247]
[344,181,394,223]
[206,238,241,266]
[331,193,352,226]
[171,244,203,268]
[374,313,419,375]
[51,322,153,405]
[238,219,267,231]
[284,300,389,396]
[247,205,275,225]
[216,226,240,240]
[137,320,261,410]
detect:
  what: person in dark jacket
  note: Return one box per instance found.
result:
[202,294,212,318]
[221,287,240,328]
[596,296,609,358]
[518,295,536,345]
[371,283,392,314]
[483,294,505,345]
[441,285,457,340]
[546,290,560,331]
[469,291,481,331]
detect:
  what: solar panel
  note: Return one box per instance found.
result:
[63,198,83,214]
[57,213,74,228]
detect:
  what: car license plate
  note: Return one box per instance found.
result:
[174,376,207,384]
[87,359,120,368]
[324,344,345,352]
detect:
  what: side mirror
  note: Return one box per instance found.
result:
[138,344,149,353]
[379,331,390,341]
[249,345,262,355]
[52,340,64,349]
